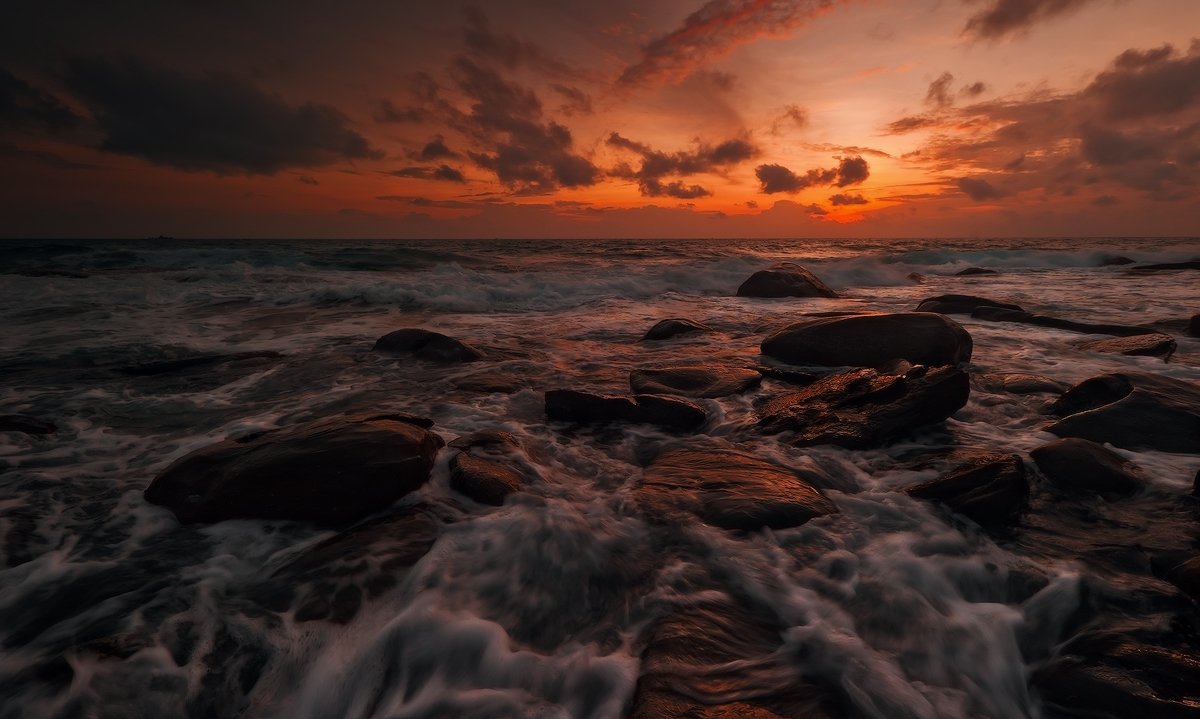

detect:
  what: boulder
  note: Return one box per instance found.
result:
[1030,438,1144,497]
[0,414,57,435]
[629,366,762,398]
[1047,372,1200,453]
[1188,314,1199,338]
[971,306,1161,337]
[1078,333,1176,360]
[637,447,836,531]
[758,366,970,449]
[545,390,706,431]
[956,267,997,276]
[1099,255,1136,266]
[908,453,1027,526]
[449,452,522,506]
[373,328,483,362]
[736,263,838,298]
[144,414,444,524]
[915,294,1023,315]
[641,318,712,341]
[762,312,972,368]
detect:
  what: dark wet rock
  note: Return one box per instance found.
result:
[975,372,1070,395]
[758,365,970,449]
[1031,438,1144,497]
[450,452,522,505]
[0,414,57,434]
[246,506,439,623]
[762,312,972,368]
[450,371,526,393]
[1132,260,1200,271]
[1188,314,1200,338]
[736,263,838,298]
[756,366,821,385]
[144,414,444,524]
[915,294,1023,315]
[956,266,997,276]
[907,271,925,283]
[1078,333,1176,360]
[119,351,282,376]
[908,453,1028,526]
[972,306,1158,337]
[1099,255,1136,266]
[629,571,844,719]
[637,447,836,531]
[641,318,712,341]
[545,390,706,431]
[629,365,762,398]
[1048,372,1200,453]
[1034,640,1200,719]
[448,430,520,450]
[373,328,483,362]
[1163,555,1200,604]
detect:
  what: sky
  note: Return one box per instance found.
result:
[1,0,1198,239]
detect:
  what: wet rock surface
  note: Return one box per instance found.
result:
[1047,372,1200,453]
[915,294,1023,315]
[956,267,997,276]
[629,365,762,398]
[0,414,57,434]
[637,446,836,530]
[144,414,444,524]
[1031,438,1144,497]
[545,389,707,431]
[908,452,1028,527]
[758,365,970,448]
[736,263,839,298]
[762,312,973,368]
[972,306,1160,337]
[641,318,712,341]
[1077,333,1177,360]
[373,328,484,362]
[974,372,1070,395]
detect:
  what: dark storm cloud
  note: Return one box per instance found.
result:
[0,68,79,132]
[417,136,457,160]
[641,178,713,199]
[606,132,758,197]
[963,0,1099,40]
[926,72,955,108]
[390,165,467,182]
[1084,43,1200,120]
[374,99,425,124]
[957,177,1007,201]
[755,156,869,194]
[65,57,380,174]
[447,57,599,191]
[829,192,867,205]
[462,6,572,77]
[551,85,593,116]
[618,0,844,86]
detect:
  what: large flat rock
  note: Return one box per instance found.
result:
[762,312,972,368]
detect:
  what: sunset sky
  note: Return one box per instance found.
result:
[2,0,1198,238]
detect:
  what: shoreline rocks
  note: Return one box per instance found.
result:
[545,389,707,431]
[373,328,483,362]
[1047,372,1200,453]
[641,318,711,341]
[762,312,973,368]
[736,263,838,298]
[972,307,1159,338]
[629,365,762,398]
[1030,438,1144,497]
[908,453,1028,526]
[1077,333,1176,360]
[144,414,444,524]
[915,294,1023,315]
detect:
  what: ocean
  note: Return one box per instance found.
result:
[1,237,1199,718]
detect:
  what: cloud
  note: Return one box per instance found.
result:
[374,99,425,124]
[390,165,467,182]
[618,0,845,86]
[1084,43,1200,120]
[298,175,319,185]
[65,57,380,174]
[957,177,1007,201]
[755,155,869,194]
[926,72,955,108]
[770,104,809,134]
[462,7,573,77]
[829,192,867,205]
[0,68,80,132]
[961,81,988,98]
[964,0,1099,40]
[606,131,759,196]
[551,84,593,116]
[417,135,457,160]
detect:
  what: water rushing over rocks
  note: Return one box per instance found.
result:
[1,237,1199,719]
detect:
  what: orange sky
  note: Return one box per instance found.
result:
[2,0,1198,238]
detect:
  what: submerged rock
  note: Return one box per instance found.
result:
[758,365,970,448]
[972,307,1160,337]
[1077,333,1176,360]
[373,328,483,362]
[1188,314,1199,338]
[915,294,1023,315]
[1030,438,1144,497]
[119,350,282,376]
[736,263,838,298]
[762,312,973,368]
[1132,260,1200,271]
[1048,372,1200,453]
[545,389,706,431]
[1034,640,1200,719]
[637,447,836,531]
[908,453,1028,526]
[144,414,444,524]
[975,372,1070,395]
[0,414,57,435]
[956,267,997,276]
[449,452,522,506]
[641,318,712,341]
[1099,255,1136,266]
[629,365,762,398]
